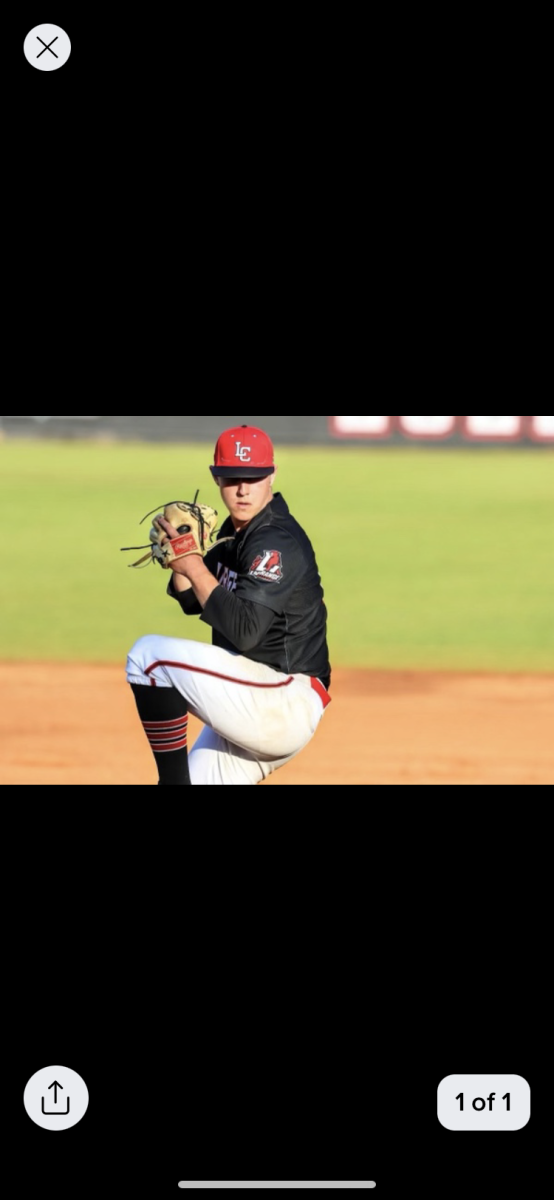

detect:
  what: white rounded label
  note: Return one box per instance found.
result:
[438,1074,530,1131]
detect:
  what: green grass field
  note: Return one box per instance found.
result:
[1,439,553,671]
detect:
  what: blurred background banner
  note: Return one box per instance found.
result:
[0,414,552,443]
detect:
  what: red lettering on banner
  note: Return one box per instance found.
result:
[528,415,554,442]
[398,416,457,439]
[328,416,547,443]
[329,416,392,439]
[463,416,523,441]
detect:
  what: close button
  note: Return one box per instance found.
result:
[24,25,71,72]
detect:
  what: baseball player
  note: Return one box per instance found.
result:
[126,424,332,785]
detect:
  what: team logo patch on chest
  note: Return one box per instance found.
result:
[248,549,284,583]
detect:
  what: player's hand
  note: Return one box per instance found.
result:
[156,515,180,544]
[170,550,207,579]
[154,515,195,590]
[155,515,201,578]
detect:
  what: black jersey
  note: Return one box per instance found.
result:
[169,492,331,689]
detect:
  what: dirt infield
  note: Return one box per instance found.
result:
[0,663,552,786]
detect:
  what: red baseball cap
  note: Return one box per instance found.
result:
[210,424,275,479]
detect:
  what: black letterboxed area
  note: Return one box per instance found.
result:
[12,4,236,189]
[14,978,539,1197]
[14,7,234,115]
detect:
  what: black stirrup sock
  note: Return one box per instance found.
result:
[130,684,192,786]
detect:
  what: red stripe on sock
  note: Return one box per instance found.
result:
[142,717,188,731]
[148,737,188,753]
[147,732,188,747]
[141,714,188,753]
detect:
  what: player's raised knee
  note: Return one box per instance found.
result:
[126,634,159,680]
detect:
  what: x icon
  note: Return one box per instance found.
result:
[36,36,59,59]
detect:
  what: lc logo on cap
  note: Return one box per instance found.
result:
[210,425,275,479]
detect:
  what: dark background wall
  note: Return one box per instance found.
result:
[0,415,551,444]
[0,415,329,443]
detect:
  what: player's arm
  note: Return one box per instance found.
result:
[197,530,299,651]
[166,572,202,613]
[167,563,274,640]
[157,513,220,610]
[170,572,194,594]
[201,586,277,651]
[172,554,220,607]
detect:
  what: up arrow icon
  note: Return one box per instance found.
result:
[42,1079,70,1114]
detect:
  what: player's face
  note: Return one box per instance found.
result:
[216,472,276,529]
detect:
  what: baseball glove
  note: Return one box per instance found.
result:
[121,493,219,569]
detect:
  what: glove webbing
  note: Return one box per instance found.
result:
[121,493,212,568]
